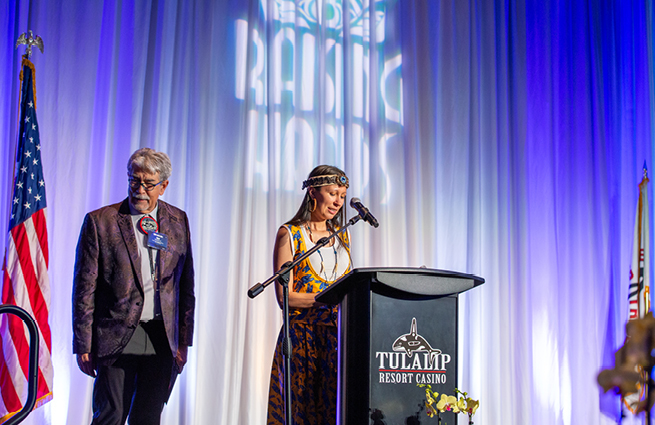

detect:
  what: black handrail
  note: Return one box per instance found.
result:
[0,304,39,425]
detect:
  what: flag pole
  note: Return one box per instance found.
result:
[638,161,653,425]
[645,164,651,425]
[0,29,52,424]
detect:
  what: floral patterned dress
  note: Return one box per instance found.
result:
[266,224,351,425]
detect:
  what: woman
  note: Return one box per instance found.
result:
[266,165,352,425]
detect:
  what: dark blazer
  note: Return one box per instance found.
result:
[72,199,195,364]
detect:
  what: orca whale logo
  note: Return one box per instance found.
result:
[392,317,442,357]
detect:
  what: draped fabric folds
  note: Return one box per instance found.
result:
[0,0,653,424]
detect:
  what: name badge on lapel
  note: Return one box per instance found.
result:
[148,232,168,251]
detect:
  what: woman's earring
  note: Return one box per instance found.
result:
[309,198,317,213]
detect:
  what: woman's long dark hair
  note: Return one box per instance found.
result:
[286,165,348,234]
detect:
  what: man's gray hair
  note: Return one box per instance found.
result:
[127,148,172,181]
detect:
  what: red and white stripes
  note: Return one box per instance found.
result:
[0,208,53,422]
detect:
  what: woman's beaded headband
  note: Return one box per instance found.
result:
[302,174,349,190]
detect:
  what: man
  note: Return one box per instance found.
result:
[73,148,195,425]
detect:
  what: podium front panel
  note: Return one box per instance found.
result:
[337,282,458,425]
[369,291,458,424]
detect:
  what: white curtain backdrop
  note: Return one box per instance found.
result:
[0,0,654,424]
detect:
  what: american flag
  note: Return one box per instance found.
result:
[0,58,53,422]
[623,164,650,414]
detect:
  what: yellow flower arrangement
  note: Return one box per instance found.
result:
[418,384,480,424]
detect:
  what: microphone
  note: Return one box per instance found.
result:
[350,198,379,228]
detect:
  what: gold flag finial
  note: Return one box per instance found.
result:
[644,162,649,180]
[15,30,44,59]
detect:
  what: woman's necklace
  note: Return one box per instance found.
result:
[306,223,339,282]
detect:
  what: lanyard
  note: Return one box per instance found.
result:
[138,215,159,286]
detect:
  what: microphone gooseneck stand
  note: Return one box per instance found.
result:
[248,213,365,425]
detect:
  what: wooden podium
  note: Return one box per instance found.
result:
[316,267,484,425]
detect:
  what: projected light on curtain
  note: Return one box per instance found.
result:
[234,0,402,204]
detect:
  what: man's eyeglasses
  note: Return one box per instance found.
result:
[129,178,164,192]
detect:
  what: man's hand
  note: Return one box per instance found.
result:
[175,345,188,373]
[76,353,96,377]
